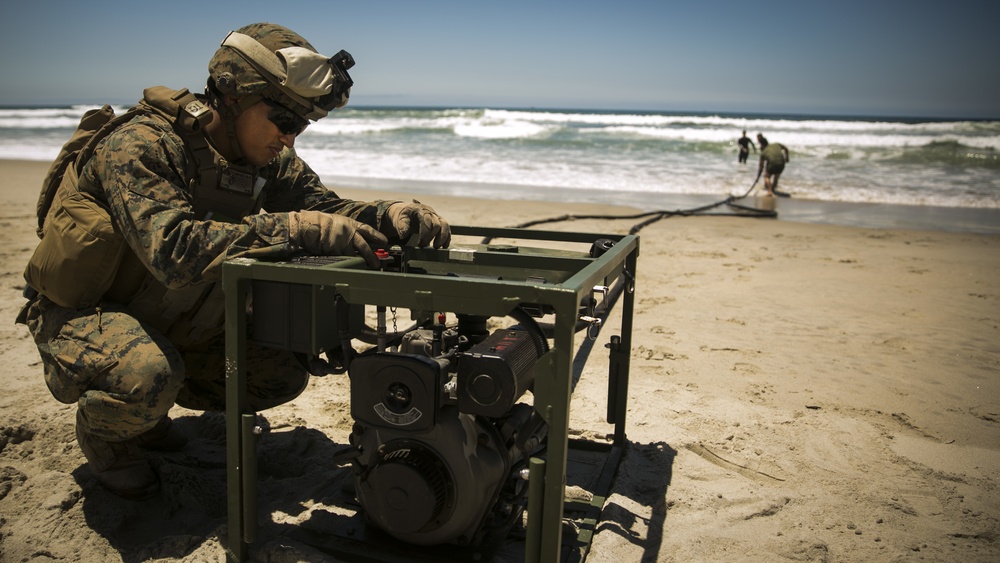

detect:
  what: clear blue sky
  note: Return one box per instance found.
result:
[1,0,997,118]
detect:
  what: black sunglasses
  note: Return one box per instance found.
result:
[264,100,309,136]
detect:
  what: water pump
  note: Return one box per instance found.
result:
[342,312,548,546]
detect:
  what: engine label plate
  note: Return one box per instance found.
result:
[373,403,423,426]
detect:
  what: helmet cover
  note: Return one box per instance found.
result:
[209,23,353,120]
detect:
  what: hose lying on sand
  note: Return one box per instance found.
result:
[489,175,775,238]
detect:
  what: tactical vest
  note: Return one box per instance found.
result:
[140,87,267,221]
[25,86,265,310]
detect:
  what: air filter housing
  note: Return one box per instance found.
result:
[457,329,539,417]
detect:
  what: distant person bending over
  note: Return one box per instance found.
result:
[756,133,769,150]
[758,142,791,197]
[737,130,756,164]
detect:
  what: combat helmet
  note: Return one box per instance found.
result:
[207,23,354,154]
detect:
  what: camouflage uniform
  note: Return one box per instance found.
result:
[21,105,399,441]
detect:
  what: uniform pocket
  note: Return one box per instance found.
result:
[39,313,120,404]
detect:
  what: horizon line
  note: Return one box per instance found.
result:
[0,100,996,122]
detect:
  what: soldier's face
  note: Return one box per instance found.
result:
[234,100,298,166]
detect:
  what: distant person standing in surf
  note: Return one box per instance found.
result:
[737,130,756,164]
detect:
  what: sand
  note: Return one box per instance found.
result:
[0,159,998,562]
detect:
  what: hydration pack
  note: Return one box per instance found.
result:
[34,105,141,238]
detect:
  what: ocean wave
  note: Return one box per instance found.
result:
[3,104,998,209]
[0,104,130,129]
[482,108,996,133]
[313,109,1000,152]
[312,112,555,139]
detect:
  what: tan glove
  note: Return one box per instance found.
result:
[290,210,389,269]
[385,200,452,248]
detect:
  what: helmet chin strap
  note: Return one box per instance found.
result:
[211,89,264,163]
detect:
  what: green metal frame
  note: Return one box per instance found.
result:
[224,225,639,562]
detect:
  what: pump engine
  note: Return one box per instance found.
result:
[338,311,549,546]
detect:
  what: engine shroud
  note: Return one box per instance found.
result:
[352,407,509,545]
[349,353,443,432]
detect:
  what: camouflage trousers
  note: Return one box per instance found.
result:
[21,295,310,442]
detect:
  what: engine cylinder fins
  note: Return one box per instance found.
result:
[358,442,454,534]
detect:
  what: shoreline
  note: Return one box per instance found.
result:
[4,158,999,235]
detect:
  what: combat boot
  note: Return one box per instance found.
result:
[136,416,188,452]
[76,414,159,500]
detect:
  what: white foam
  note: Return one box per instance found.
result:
[3,106,998,210]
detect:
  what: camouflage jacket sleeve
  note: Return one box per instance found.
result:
[259,148,401,236]
[86,115,299,288]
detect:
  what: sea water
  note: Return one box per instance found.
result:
[1,105,998,210]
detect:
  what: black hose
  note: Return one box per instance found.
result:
[509,306,550,356]
[481,177,773,241]
[739,168,763,199]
